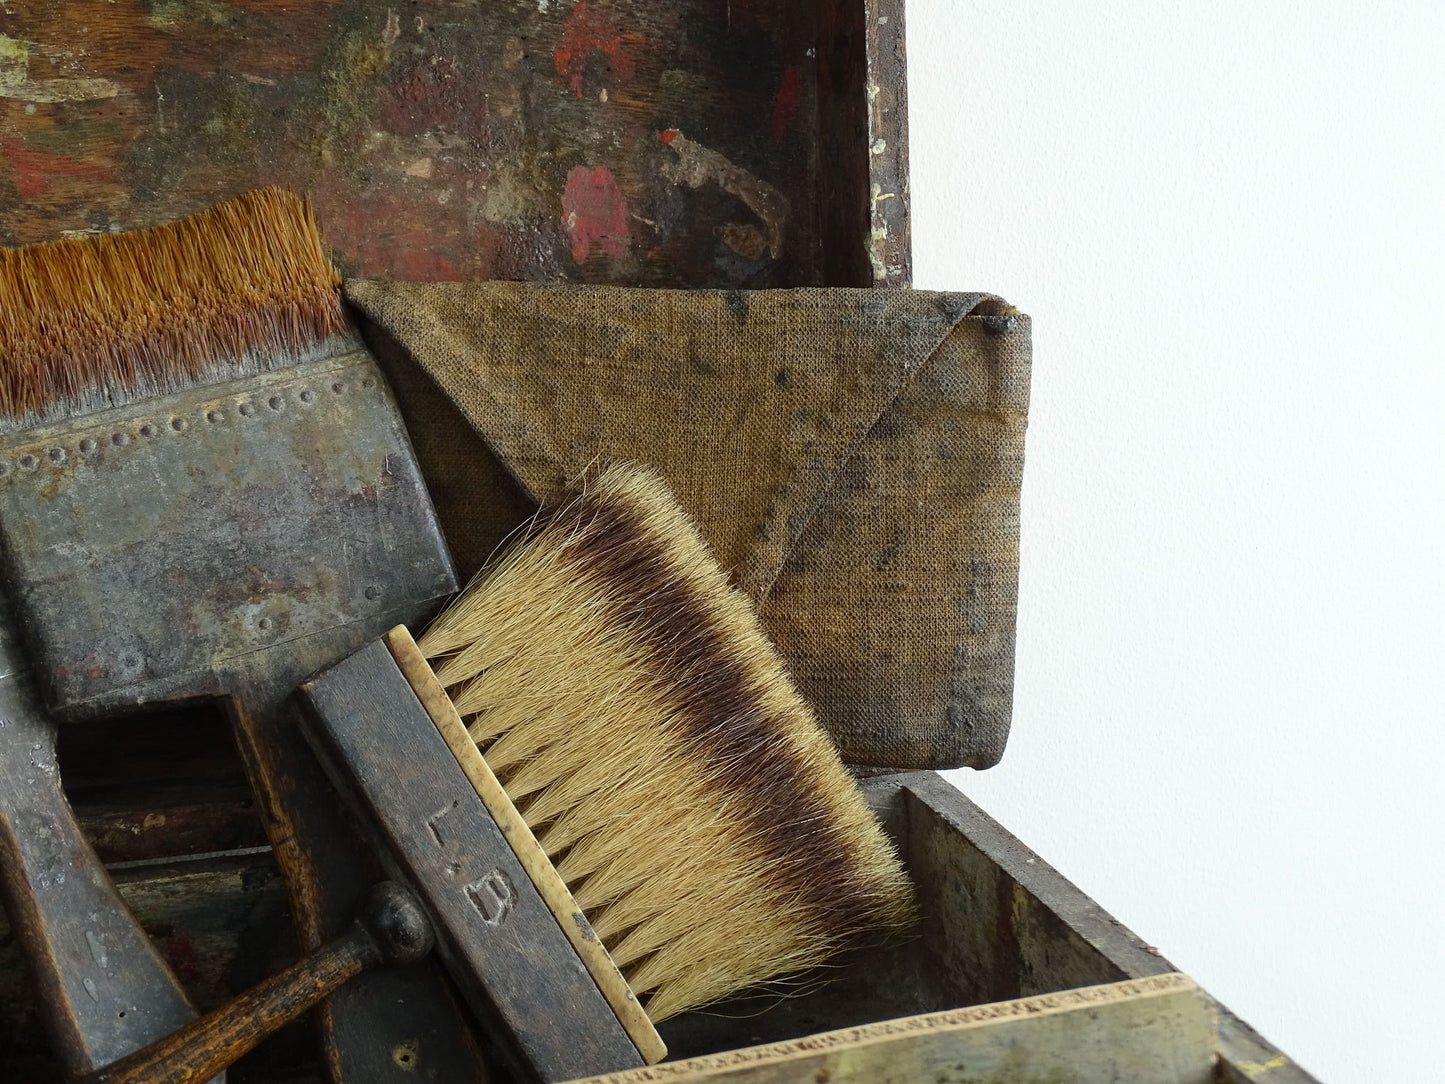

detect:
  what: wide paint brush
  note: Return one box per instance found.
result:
[0,191,486,1082]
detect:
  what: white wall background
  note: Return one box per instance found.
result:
[907,4,1444,1082]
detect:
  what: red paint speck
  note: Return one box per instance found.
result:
[155,928,203,986]
[659,129,679,144]
[2,139,114,198]
[770,66,800,144]
[562,165,629,264]
[554,0,642,97]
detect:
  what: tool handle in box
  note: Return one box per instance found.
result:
[0,670,202,1080]
[78,883,432,1084]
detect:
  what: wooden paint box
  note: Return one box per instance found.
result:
[0,3,1314,1080]
[0,767,1316,1082]
[585,771,1318,1084]
[0,0,909,291]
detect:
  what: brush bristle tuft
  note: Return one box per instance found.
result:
[418,464,914,1022]
[0,188,347,428]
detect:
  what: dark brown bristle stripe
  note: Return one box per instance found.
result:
[545,487,888,944]
[0,188,347,428]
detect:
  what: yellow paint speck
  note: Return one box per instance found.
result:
[1237,1054,1290,1078]
[0,34,119,102]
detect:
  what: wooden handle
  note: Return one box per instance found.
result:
[0,652,201,1080]
[80,883,434,1084]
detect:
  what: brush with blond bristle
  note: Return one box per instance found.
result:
[417,462,915,1024]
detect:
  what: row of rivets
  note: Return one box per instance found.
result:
[0,376,376,478]
[251,583,384,636]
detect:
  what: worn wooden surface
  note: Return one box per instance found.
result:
[573,975,1216,1084]
[3,766,1315,1083]
[814,0,910,287]
[0,851,299,1084]
[83,883,432,1084]
[0,648,201,1080]
[881,773,1324,1084]
[0,0,907,288]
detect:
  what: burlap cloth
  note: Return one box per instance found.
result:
[345,282,1030,770]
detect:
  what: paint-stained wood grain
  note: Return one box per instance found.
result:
[0,0,908,287]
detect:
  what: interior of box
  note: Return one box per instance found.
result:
[0,4,916,1078]
[0,0,901,289]
[2,737,1166,1080]
[656,774,1166,1060]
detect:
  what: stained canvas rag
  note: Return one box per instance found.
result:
[345,282,1030,770]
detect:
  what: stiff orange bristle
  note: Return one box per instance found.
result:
[0,188,347,429]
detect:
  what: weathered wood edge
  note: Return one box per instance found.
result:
[813,0,911,287]
[560,973,1209,1084]
[863,0,911,287]
[382,625,667,1067]
[886,772,1323,1084]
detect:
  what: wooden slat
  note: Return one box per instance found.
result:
[565,974,1216,1084]
[884,773,1322,1084]
[384,625,667,1066]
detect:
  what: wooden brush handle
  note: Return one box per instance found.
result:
[0,661,201,1081]
[79,883,433,1084]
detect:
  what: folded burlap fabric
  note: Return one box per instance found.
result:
[345,282,1030,770]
